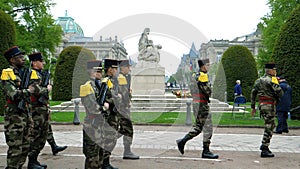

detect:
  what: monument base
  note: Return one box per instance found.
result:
[131,61,165,95]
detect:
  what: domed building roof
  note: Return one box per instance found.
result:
[55,10,84,37]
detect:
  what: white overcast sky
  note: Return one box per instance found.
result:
[50,0,270,74]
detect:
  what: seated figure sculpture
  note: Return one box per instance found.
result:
[138,28,162,63]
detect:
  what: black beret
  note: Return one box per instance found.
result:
[3,46,25,61]
[28,52,44,62]
[198,59,209,67]
[87,60,102,70]
[119,59,131,67]
[104,59,118,69]
[265,63,276,69]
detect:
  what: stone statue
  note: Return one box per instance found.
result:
[138,28,162,63]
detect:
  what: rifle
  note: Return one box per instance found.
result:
[38,70,50,103]
[95,80,108,109]
[18,67,32,111]
[41,70,50,87]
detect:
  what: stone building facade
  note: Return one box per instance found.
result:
[55,11,127,60]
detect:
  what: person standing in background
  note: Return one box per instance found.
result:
[234,80,242,96]
[274,76,292,134]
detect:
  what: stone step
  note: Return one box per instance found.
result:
[131,98,222,104]
[50,96,235,113]
[132,102,229,107]
[130,106,234,112]
[50,105,236,113]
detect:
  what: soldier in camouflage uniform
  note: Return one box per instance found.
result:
[80,60,107,168]
[27,52,51,169]
[251,63,283,158]
[1,46,35,169]
[176,59,219,159]
[117,60,139,160]
[102,59,119,169]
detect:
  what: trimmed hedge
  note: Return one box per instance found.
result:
[272,5,300,108]
[52,46,96,101]
[213,45,258,102]
[0,10,16,115]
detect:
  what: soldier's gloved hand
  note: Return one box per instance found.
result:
[118,93,122,99]
[28,83,41,94]
[47,84,52,92]
[103,102,109,111]
[27,84,35,93]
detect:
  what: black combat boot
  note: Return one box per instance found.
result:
[28,155,47,169]
[176,135,191,155]
[123,145,140,160]
[260,145,275,158]
[49,141,68,155]
[202,145,219,159]
[103,157,118,169]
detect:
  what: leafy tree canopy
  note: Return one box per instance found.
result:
[257,0,300,74]
[272,4,300,108]
[0,0,63,69]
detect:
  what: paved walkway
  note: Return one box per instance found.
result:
[1,125,299,154]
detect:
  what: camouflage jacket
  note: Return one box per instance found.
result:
[102,75,119,115]
[80,79,102,117]
[190,71,211,104]
[251,74,284,109]
[0,65,31,109]
[117,73,131,108]
[28,69,49,107]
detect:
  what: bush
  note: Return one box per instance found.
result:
[0,10,16,115]
[272,5,300,108]
[52,46,96,101]
[213,45,258,102]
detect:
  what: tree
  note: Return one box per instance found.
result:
[213,45,258,102]
[0,9,16,115]
[52,46,96,101]
[0,0,63,70]
[257,0,300,74]
[272,5,300,108]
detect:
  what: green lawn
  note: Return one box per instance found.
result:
[50,101,64,106]
[23,111,299,127]
[0,101,299,127]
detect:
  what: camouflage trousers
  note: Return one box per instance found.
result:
[46,123,54,144]
[103,112,118,160]
[118,108,134,146]
[83,129,104,169]
[259,104,276,146]
[28,106,49,159]
[4,105,31,169]
[186,103,213,146]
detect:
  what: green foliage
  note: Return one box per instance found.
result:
[167,76,176,83]
[52,46,96,101]
[272,5,300,108]
[213,45,258,102]
[0,0,63,76]
[257,0,300,75]
[0,9,16,115]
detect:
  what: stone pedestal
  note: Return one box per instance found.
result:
[131,61,165,95]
